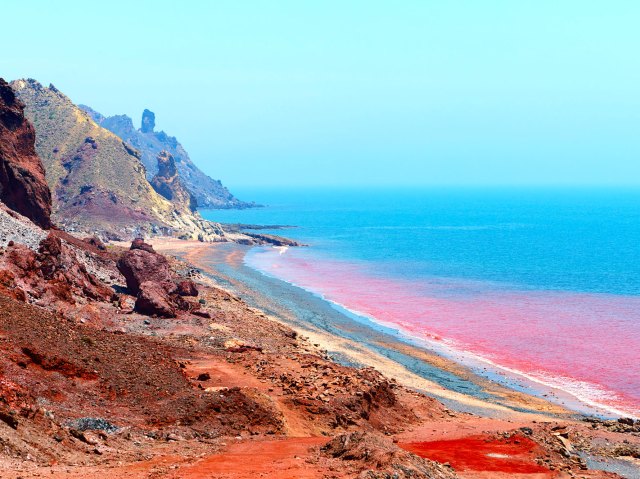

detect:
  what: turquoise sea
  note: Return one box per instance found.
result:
[202,187,640,417]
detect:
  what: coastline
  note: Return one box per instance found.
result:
[55,235,634,479]
[152,238,580,420]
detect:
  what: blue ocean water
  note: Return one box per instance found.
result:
[202,187,640,296]
[202,187,640,416]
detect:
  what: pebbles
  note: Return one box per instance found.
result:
[0,206,46,251]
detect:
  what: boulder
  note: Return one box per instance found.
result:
[117,248,172,295]
[82,236,106,251]
[0,78,52,228]
[135,281,176,318]
[176,280,198,297]
[117,240,204,318]
[37,234,63,279]
[130,237,155,254]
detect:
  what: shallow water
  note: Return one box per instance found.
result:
[203,187,640,417]
[192,243,545,416]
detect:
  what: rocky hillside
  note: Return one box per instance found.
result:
[10,79,226,241]
[81,105,255,209]
[0,79,52,229]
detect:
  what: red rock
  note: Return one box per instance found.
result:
[117,248,172,295]
[130,237,155,254]
[83,235,106,251]
[3,233,113,304]
[135,280,176,318]
[38,233,63,279]
[0,269,26,302]
[40,233,113,302]
[117,242,199,318]
[0,78,52,228]
[172,294,194,312]
[7,244,37,272]
[176,280,198,297]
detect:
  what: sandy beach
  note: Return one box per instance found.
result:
[150,238,584,419]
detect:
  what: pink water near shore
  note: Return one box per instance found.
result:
[248,247,640,417]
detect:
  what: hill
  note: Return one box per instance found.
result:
[11,79,225,241]
[81,105,255,209]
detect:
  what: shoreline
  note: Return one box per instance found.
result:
[10,234,634,478]
[151,238,584,421]
[242,242,639,420]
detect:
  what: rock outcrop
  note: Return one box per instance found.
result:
[0,78,52,228]
[117,240,199,317]
[117,247,172,296]
[82,235,106,250]
[150,151,197,212]
[135,280,176,317]
[0,231,114,306]
[130,237,156,253]
[140,109,155,134]
[176,279,198,297]
[80,105,255,209]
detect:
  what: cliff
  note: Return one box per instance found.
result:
[11,79,226,241]
[150,150,197,212]
[0,79,52,228]
[80,105,255,209]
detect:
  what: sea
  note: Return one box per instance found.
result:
[202,187,640,418]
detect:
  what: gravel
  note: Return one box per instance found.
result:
[0,206,47,250]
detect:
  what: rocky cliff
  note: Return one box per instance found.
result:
[151,150,197,212]
[11,79,226,241]
[140,108,155,134]
[81,105,254,209]
[0,79,52,228]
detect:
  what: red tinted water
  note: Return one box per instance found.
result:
[248,248,640,417]
[400,434,551,475]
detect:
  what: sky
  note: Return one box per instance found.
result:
[3,1,640,188]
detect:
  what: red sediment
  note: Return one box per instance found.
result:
[169,437,327,479]
[400,434,551,475]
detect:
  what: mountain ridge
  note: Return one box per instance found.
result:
[80,104,256,210]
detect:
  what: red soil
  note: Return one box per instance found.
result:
[169,437,327,479]
[400,434,551,476]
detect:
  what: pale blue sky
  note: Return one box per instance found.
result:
[3,1,640,188]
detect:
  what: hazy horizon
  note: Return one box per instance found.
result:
[4,1,640,189]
